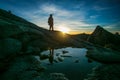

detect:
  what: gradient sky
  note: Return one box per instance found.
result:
[0,0,120,34]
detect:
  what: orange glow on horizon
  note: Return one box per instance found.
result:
[58,27,70,33]
[56,25,92,35]
[68,31,92,35]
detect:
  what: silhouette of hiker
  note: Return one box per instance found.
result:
[48,14,54,31]
[49,48,54,64]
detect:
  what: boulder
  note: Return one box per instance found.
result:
[0,20,23,38]
[0,38,22,59]
[1,55,44,80]
[86,46,120,63]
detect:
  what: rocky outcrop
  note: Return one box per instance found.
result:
[88,25,120,51]
[84,64,120,80]
[86,46,120,63]
[1,55,45,80]
[0,38,21,59]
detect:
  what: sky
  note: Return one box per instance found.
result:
[0,0,120,34]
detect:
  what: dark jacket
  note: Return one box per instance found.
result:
[48,16,53,26]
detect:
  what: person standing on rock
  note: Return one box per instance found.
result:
[48,14,54,31]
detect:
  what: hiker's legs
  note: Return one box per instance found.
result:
[49,26,50,30]
[51,25,54,31]
[49,25,53,31]
[49,25,52,31]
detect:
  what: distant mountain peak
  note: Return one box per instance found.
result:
[92,25,105,36]
[96,25,104,31]
[88,25,120,51]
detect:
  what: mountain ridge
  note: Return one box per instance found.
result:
[88,25,120,51]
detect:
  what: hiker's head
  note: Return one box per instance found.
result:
[50,14,53,17]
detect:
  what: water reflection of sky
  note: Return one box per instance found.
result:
[35,47,99,80]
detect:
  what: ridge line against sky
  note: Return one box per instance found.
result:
[0,0,120,34]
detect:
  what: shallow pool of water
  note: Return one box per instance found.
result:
[35,47,99,80]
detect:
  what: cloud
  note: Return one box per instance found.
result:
[93,6,109,11]
[40,4,90,25]
[105,22,120,29]
[19,3,81,26]
[54,18,96,32]
[90,15,100,19]
[103,22,120,33]
[40,4,72,17]
[74,1,85,9]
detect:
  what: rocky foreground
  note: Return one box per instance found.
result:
[0,9,120,80]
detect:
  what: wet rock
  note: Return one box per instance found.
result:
[56,53,60,56]
[85,64,120,80]
[49,73,69,80]
[40,54,49,60]
[57,57,64,62]
[62,50,69,54]
[61,55,72,57]
[54,59,58,63]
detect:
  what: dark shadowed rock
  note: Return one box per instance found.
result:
[86,46,120,63]
[0,21,23,38]
[85,64,120,80]
[88,25,120,51]
[0,38,22,59]
[1,55,45,80]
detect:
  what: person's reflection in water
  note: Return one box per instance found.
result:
[49,48,54,64]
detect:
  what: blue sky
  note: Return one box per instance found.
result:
[0,0,120,34]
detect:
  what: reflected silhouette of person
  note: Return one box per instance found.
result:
[48,14,54,31]
[49,48,54,64]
